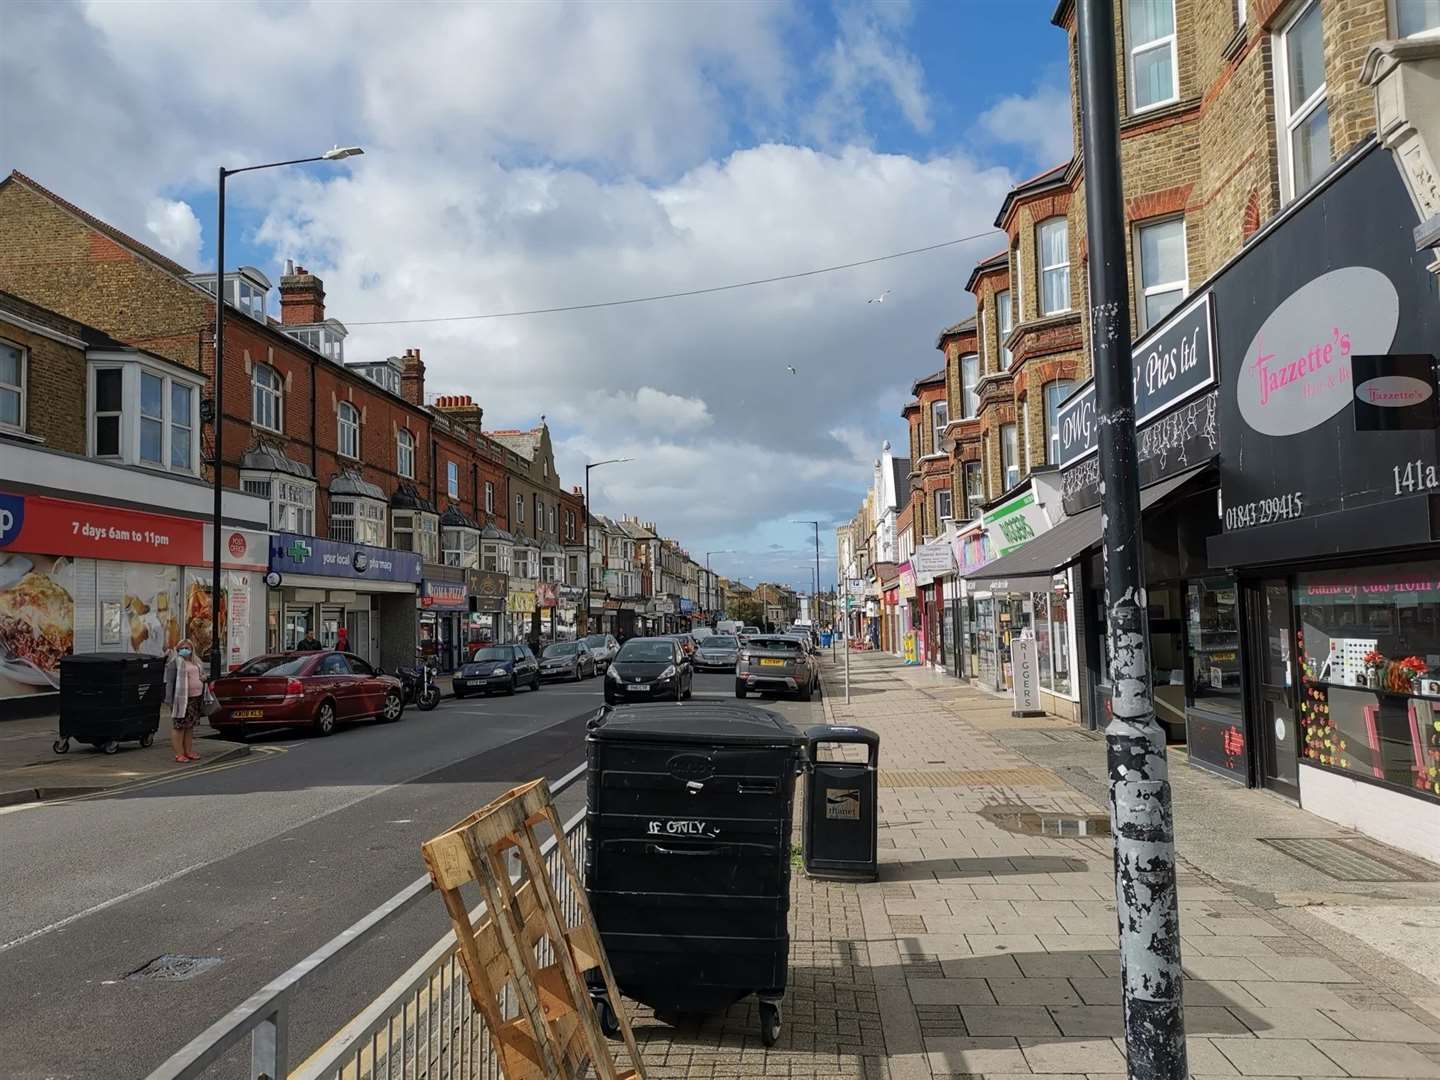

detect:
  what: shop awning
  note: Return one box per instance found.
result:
[965,465,1211,585]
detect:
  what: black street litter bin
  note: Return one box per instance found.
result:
[56,652,166,754]
[584,703,804,1046]
[803,724,879,882]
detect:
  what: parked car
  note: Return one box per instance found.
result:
[694,634,741,672]
[736,635,819,701]
[691,627,715,642]
[211,652,404,737]
[605,637,694,704]
[540,641,596,681]
[452,644,541,697]
[582,633,621,671]
[740,625,762,639]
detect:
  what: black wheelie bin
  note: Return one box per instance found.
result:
[584,702,804,1046]
[56,652,166,754]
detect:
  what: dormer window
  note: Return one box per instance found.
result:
[189,267,270,320]
[282,319,347,362]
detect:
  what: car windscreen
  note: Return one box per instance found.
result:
[702,636,738,648]
[582,635,608,648]
[543,643,577,657]
[470,647,512,662]
[617,641,675,662]
[235,655,311,676]
[749,638,803,653]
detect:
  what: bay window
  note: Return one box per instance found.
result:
[1396,0,1440,35]
[960,353,979,419]
[996,289,1013,366]
[542,552,563,583]
[931,399,949,453]
[1275,0,1330,202]
[393,510,439,562]
[243,474,315,535]
[1135,217,1188,331]
[1044,380,1076,465]
[331,496,386,546]
[442,526,480,569]
[481,538,513,574]
[88,357,202,474]
[963,461,984,520]
[1001,423,1020,491]
[936,489,953,528]
[1128,0,1178,113]
[1037,217,1070,315]
[252,362,282,432]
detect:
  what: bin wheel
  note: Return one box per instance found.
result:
[101,740,120,755]
[139,732,155,748]
[759,1000,782,1046]
[595,997,620,1039]
[52,738,69,755]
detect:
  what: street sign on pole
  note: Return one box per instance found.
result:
[844,593,851,704]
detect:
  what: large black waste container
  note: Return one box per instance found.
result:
[585,702,804,1046]
[56,653,166,754]
[802,724,879,882]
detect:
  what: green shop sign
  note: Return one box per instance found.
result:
[983,489,1051,558]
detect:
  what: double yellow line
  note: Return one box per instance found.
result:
[56,745,288,804]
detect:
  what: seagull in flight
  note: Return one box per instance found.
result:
[867,290,890,304]
[786,365,798,375]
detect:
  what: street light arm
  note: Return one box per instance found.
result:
[223,147,364,177]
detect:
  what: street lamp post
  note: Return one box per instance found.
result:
[582,458,632,637]
[705,550,732,626]
[209,145,362,681]
[791,520,822,626]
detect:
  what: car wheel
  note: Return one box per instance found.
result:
[505,676,517,696]
[735,681,747,698]
[315,700,338,736]
[673,680,683,702]
[531,673,541,691]
[798,680,813,702]
[573,664,581,681]
[381,691,403,722]
[682,678,692,700]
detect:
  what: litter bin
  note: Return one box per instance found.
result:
[584,702,804,1046]
[819,631,833,648]
[56,652,166,754]
[802,724,879,882]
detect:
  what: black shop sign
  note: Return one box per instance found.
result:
[1055,292,1215,469]
[1207,145,1440,569]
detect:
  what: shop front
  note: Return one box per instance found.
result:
[556,585,583,640]
[0,486,271,718]
[467,569,507,652]
[914,538,957,672]
[506,584,537,646]
[1199,141,1440,859]
[896,563,917,660]
[418,574,468,673]
[267,532,422,672]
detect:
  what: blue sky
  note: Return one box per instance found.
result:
[3,0,1074,592]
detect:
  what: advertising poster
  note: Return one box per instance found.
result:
[182,568,228,667]
[0,553,75,699]
[122,562,181,657]
[227,573,250,670]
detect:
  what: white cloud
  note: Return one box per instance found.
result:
[143,198,202,266]
[808,2,932,145]
[975,78,1074,172]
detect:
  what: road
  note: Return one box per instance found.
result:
[0,668,822,1079]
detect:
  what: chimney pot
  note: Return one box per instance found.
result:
[279,265,326,325]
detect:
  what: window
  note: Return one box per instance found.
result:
[484,481,494,515]
[393,510,438,561]
[1044,380,1077,465]
[1020,401,1031,478]
[931,400,949,453]
[1128,0,1178,112]
[541,553,562,583]
[515,493,524,525]
[1135,217,1188,331]
[534,494,543,530]
[442,527,479,569]
[1001,423,1020,491]
[330,496,385,546]
[936,489,953,527]
[282,324,344,362]
[338,401,359,459]
[89,361,200,473]
[0,340,25,432]
[1275,0,1329,202]
[963,461,984,520]
[568,553,581,585]
[978,307,988,370]
[245,474,316,534]
[252,363,282,432]
[1395,0,1440,36]
[960,354,980,419]
[1011,245,1024,324]
[1236,0,1247,23]
[1037,217,1070,315]
[397,429,415,479]
[996,289,1013,366]
[548,505,555,535]
[481,540,512,573]
[447,460,458,499]
[513,546,537,580]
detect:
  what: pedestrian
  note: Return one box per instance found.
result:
[295,628,322,651]
[169,637,203,764]
[335,624,349,652]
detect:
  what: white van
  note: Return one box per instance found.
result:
[716,619,742,636]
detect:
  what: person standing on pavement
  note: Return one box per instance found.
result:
[169,637,203,764]
[295,628,322,651]
[335,624,349,652]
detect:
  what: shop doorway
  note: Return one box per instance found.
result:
[1249,579,1299,800]
[319,605,344,650]
[283,606,312,651]
[345,609,372,666]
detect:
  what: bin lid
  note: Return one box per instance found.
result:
[805,723,879,749]
[588,703,804,746]
[60,652,160,669]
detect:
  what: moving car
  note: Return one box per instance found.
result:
[582,633,620,672]
[211,652,404,737]
[691,627,714,642]
[693,633,741,671]
[540,640,596,681]
[452,644,542,697]
[605,636,694,703]
[736,634,819,701]
[665,633,699,658]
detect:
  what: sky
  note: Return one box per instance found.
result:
[1,0,1073,593]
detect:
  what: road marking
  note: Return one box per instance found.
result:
[56,747,288,804]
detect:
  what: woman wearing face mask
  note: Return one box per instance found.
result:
[169,637,203,763]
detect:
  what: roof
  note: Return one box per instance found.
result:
[993,161,1072,230]
[240,443,313,479]
[964,249,1011,293]
[891,459,911,505]
[481,521,514,543]
[439,504,478,529]
[935,315,977,349]
[390,482,438,514]
[488,428,541,459]
[910,368,946,394]
[329,469,386,500]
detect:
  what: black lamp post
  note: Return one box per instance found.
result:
[582,458,632,636]
[209,145,362,681]
[791,520,822,624]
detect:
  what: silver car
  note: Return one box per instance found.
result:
[694,633,741,671]
[735,634,819,701]
[581,633,620,671]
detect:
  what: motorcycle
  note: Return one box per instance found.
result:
[398,655,442,711]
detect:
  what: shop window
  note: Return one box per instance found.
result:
[394,510,438,562]
[397,429,415,480]
[1128,0,1178,113]
[1,339,25,433]
[996,289,1013,365]
[931,400,948,453]
[1296,562,1440,800]
[1037,217,1070,315]
[960,353,980,419]
[1275,0,1330,203]
[1044,380,1076,465]
[1185,578,1245,777]
[1394,0,1440,37]
[252,362,283,432]
[1135,217,1188,331]
[1001,424,1020,491]
[88,360,201,474]
[1036,592,1054,692]
[338,401,360,459]
[331,496,385,546]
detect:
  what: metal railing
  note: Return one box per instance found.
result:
[147,764,588,1080]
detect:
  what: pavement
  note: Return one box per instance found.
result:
[618,650,1440,1079]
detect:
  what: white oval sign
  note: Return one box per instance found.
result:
[1355,375,1433,408]
[1236,267,1399,437]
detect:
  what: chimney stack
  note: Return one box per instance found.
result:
[433,393,483,435]
[400,348,425,406]
[279,264,326,325]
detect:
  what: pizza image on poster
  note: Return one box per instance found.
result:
[183,572,227,662]
[0,554,75,695]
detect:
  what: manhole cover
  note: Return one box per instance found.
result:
[124,954,224,982]
[979,803,1112,838]
[1259,837,1440,882]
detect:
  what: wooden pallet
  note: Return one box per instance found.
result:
[421,778,644,1080]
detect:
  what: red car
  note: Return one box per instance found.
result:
[211,652,404,737]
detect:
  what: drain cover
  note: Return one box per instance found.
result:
[1259,837,1440,882]
[124,954,224,982]
[979,803,1112,838]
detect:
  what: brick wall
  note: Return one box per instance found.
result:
[0,299,87,452]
